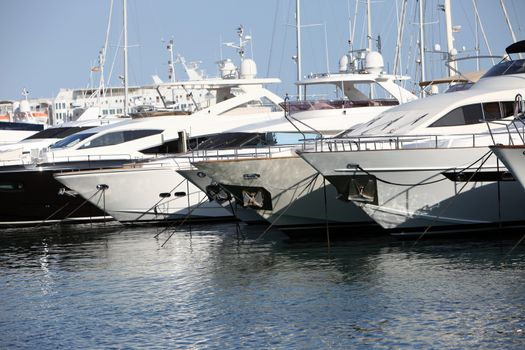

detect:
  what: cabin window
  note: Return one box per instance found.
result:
[430,101,515,127]
[430,104,483,127]
[482,102,501,121]
[79,129,163,149]
[141,136,207,154]
[501,101,515,118]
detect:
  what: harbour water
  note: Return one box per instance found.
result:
[1,222,524,349]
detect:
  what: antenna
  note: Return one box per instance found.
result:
[166,38,176,82]
[223,24,252,62]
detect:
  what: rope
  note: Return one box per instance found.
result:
[34,202,70,229]
[59,188,105,223]
[502,233,525,264]
[410,150,494,247]
[158,195,211,247]
[253,172,320,242]
[323,176,331,250]
[353,149,494,187]
[131,177,187,222]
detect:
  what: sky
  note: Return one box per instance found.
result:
[1,0,525,101]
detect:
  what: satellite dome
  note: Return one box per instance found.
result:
[19,99,30,113]
[339,54,349,72]
[219,59,237,79]
[365,51,384,74]
[240,58,257,79]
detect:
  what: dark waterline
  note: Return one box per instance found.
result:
[1,223,524,349]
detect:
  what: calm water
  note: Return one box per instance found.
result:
[0,222,524,349]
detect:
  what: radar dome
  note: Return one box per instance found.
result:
[365,51,384,74]
[339,54,349,72]
[240,58,257,79]
[19,99,30,113]
[219,59,237,79]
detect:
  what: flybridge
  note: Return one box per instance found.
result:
[149,77,281,91]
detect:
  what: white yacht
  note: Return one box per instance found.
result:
[179,51,418,234]
[299,41,525,235]
[52,50,416,226]
[0,114,125,164]
[0,38,286,227]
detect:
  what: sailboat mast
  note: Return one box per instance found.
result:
[123,0,129,116]
[296,0,302,100]
[418,0,426,83]
[499,0,521,59]
[367,0,372,51]
[444,0,457,76]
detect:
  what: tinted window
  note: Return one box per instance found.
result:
[482,102,501,121]
[50,132,96,149]
[482,59,525,78]
[79,129,163,149]
[0,122,43,131]
[430,104,483,127]
[501,101,516,118]
[141,136,207,154]
[24,126,93,140]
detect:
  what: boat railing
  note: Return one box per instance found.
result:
[188,144,300,162]
[308,128,525,153]
[40,153,145,165]
[0,153,151,167]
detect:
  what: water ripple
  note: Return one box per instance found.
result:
[1,223,524,349]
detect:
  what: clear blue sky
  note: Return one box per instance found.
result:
[1,0,524,101]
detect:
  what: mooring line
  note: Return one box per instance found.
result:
[411,151,494,247]
[153,191,210,239]
[59,188,105,223]
[158,195,211,247]
[253,172,320,243]
[502,233,525,264]
[35,202,71,229]
[354,149,494,187]
[323,176,331,250]
[132,178,187,222]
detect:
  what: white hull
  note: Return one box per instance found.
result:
[491,145,525,190]
[193,155,374,230]
[177,168,265,224]
[301,146,525,232]
[54,163,233,223]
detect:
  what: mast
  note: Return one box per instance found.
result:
[499,0,521,59]
[418,0,426,83]
[167,39,176,83]
[366,0,372,51]
[123,0,129,116]
[444,0,457,76]
[296,0,302,100]
[99,0,114,101]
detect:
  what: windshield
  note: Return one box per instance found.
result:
[195,132,320,150]
[482,59,525,78]
[24,126,93,140]
[49,132,96,149]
